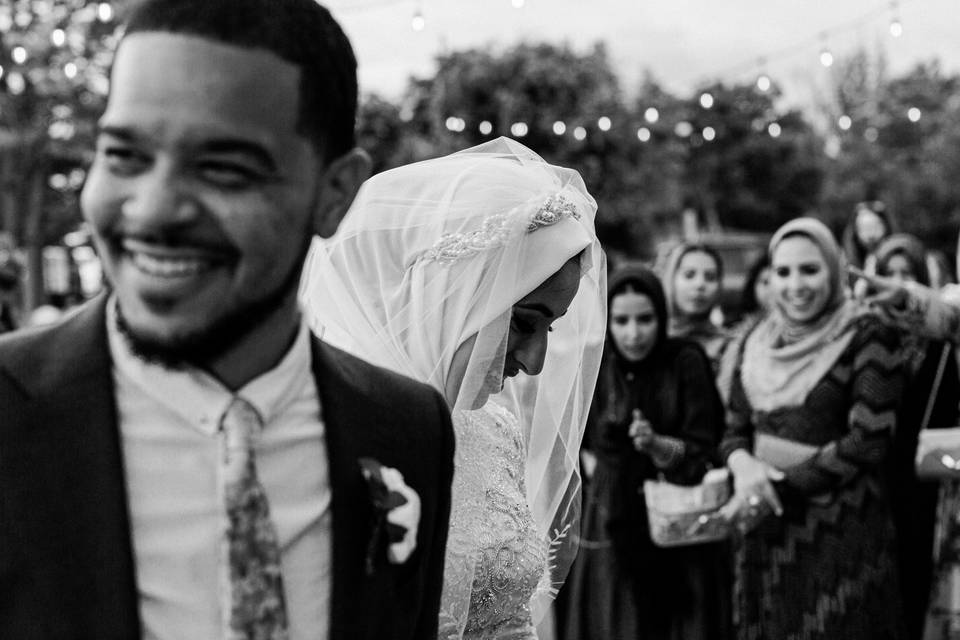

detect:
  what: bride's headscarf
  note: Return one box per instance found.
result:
[299,137,606,622]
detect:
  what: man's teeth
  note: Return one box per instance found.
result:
[130,252,211,277]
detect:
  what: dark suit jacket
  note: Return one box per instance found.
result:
[0,295,454,639]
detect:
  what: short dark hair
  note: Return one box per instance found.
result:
[124,0,357,162]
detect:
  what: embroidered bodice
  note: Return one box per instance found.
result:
[438,402,548,639]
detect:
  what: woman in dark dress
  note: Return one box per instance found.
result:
[874,234,960,639]
[721,217,906,639]
[564,264,730,640]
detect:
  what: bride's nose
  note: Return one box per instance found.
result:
[512,330,549,377]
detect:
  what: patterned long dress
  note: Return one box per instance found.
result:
[720,316,906,639]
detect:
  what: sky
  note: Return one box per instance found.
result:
[327,0,960,111]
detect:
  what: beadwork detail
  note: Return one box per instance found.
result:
[419,193,581,265]
[438,403,549,639]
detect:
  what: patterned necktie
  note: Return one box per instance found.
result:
[220,396,289,640]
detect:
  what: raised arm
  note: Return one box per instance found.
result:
[853,266,960,342]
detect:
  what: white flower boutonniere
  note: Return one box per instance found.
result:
[358,457,421,573]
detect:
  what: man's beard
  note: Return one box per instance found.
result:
[115,244,310,371]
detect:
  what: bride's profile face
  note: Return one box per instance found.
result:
[445,257,582,408]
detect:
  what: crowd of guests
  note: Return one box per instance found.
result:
[557,204,960,640]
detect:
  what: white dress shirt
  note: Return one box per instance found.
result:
[107,300,331,640]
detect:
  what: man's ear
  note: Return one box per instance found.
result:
[312,147,371,238]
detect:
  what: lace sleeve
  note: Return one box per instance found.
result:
[439,405,548,639]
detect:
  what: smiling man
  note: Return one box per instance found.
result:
[0,1,454,638]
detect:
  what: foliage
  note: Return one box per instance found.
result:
[0,0,120,307]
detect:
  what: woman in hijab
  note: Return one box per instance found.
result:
[874,235,960,639]
[842,200,894,272]
[563,264,730,640]
[300,137,606,639]
[660,243,731,373]
[720,217,906,639]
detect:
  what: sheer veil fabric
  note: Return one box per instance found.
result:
[299,137,606,634]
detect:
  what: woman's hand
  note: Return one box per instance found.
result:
[628,409,655,452]
[848,266,909,310]
[720,449,784,530]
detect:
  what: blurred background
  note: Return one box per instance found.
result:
[0,0,958,327]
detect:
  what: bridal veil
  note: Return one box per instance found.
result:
[299,137,606,629]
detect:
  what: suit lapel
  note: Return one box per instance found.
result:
[2,295,140,635]
[312,338,372,638]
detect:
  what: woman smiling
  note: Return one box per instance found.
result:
[720,217,906,639]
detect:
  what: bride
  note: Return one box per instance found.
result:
[300,137,605,638]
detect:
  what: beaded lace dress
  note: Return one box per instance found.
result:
[439,402,548,639]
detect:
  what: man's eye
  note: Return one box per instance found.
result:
[198,162,259,188]
[102,146,149,174]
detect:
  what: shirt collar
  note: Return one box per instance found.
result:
[106,296,314,435]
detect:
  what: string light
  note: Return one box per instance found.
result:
[674,121,693,137]
[64,62,78,79]
[907,107,921,122]
[819,48,834,67]
[0,64,4,80]
[7,71,25,95]
[838,115,852,130]
[889,1,903,37]
[478,120,493,135]
[0,13,11,33]
[510,122,528,137]
[444,116,465,132]
[699,92,714,109]
[12,46,27,65]
[768,122,782,138]
[411,6,425,31]
[644,107,659,124]
[51,28,66,47]
[97,2,113,22]
[573,126,587,141]
[597,116,611,131]
[864,126,879,142]
[702,126,716,141]
[756,74,771,92]
[637,127,651,142]
[553,121,566,135]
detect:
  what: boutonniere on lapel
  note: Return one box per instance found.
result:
[359,457,421,575]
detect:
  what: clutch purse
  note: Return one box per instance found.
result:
[753,432,818,469]
[916,428,960,479]
[915,344,958,479]
[643,468,732,547]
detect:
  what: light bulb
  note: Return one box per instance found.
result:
[411,10,425,31]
